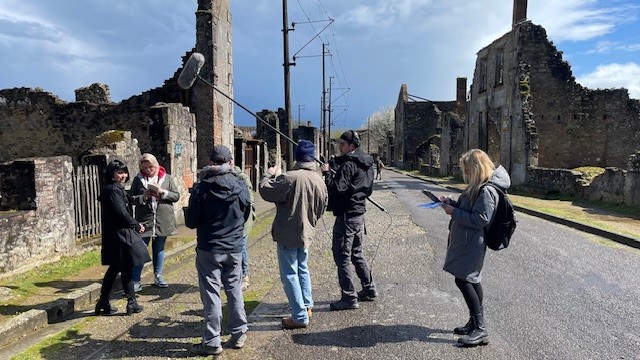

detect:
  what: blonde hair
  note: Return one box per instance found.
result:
[459,149,495,204]
[139,153,159,169]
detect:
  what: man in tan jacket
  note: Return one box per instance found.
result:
[259,140,328,329]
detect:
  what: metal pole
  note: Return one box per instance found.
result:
[322,43,327,159]
[283,0,294,169]
[328,76,333,152]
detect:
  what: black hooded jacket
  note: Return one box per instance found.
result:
[324,148,374,216]
[184,164,250,253]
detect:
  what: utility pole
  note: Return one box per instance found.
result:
[367,115,370,153]
[282,0,294,169]
[298,104,304,128]
[321,43,328,159]
[327,76,334,152]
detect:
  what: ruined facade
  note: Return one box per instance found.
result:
[0,0,233,168]
[467,1,640,184]
[393,83,458,169]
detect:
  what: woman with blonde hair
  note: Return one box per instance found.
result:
[130,153,180,291]
[439,149,511,347]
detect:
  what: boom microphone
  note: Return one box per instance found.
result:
[177,52,205,90]
[176,51,387,213]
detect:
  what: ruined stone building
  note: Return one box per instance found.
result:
[0,0,237,274]
[393,83,462,170]
[466,0,640,185]
[0,0,234,169]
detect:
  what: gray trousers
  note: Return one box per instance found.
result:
[332,214,376,302]
[195,249,247,347]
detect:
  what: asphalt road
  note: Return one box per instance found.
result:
[14,170,640,359]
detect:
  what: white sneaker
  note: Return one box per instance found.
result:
[241,276,249,291]
[133,282,142,293]
[154,274,168,288]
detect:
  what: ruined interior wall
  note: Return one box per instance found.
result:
[0,156,75,274]
[0,83,183,165]
[518,22,640,169]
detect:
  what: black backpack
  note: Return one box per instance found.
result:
[483,183,517,251]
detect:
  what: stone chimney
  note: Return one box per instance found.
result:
[456,77,467,119]
[512,0,528,28]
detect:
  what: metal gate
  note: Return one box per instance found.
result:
[72,165,102,240]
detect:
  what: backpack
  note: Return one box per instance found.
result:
[483,183,517,251]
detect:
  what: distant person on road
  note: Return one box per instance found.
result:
[184,145,251,356]
[321,130,378,311]
[374,155,385,180]
[259,140,328,329]
[233,163,255,291]
[439,148,511,347]
[96,159,150,316]
[130,153,180,291]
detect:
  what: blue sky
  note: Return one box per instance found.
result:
[1,0,639,131]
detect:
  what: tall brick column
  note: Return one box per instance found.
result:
[193,0,233,168]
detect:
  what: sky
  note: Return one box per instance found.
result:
[1,0,639,132]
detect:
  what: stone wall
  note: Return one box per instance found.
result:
[624,151,640,206]
[467,20,640,187]
[394,84,455,168]
[524,167,586,196]
[516,22,640,169]
[584,168,625,203]
[0,156,75,274]
[0,86,179,166]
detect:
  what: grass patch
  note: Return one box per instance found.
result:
[573,166,605,182]
[11,321,93,360]
[0,251,101,301]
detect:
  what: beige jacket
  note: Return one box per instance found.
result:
[259,162,328,248]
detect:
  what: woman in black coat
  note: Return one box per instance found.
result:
[95,159,150,315]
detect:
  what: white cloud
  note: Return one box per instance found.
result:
[529,0,640,43]
[587,40,640,54]
[576,62,640,99]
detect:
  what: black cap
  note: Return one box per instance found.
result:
[209,145,232,164]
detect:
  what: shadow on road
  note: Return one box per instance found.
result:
[291,324,455,347]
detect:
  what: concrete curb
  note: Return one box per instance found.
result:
[392,168,640,250]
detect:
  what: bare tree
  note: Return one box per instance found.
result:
[361,106,394,154]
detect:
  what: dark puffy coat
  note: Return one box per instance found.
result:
[324,148,374,216]
[99,183,151,266]
[184,165,250,253]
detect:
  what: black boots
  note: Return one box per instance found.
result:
[453,317,474,335]
[458,313,489,346]
[94,296,117,316]
[126,296,144,315]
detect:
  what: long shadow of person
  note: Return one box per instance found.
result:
[291,324,455,347]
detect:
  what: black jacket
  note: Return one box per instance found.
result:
[324,148,374,216]
[184,164,250,253]
[98,183,151,267]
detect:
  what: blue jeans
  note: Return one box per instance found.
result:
[277,244,312,324]
[132,236,166,282]
[241,235,249,278]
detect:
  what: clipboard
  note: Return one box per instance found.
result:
[422,189,441,203]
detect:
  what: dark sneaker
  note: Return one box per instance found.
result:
[357,289,378,302]
[329,299,359,311]
[226,333,247,349]
[190,342,223,356]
